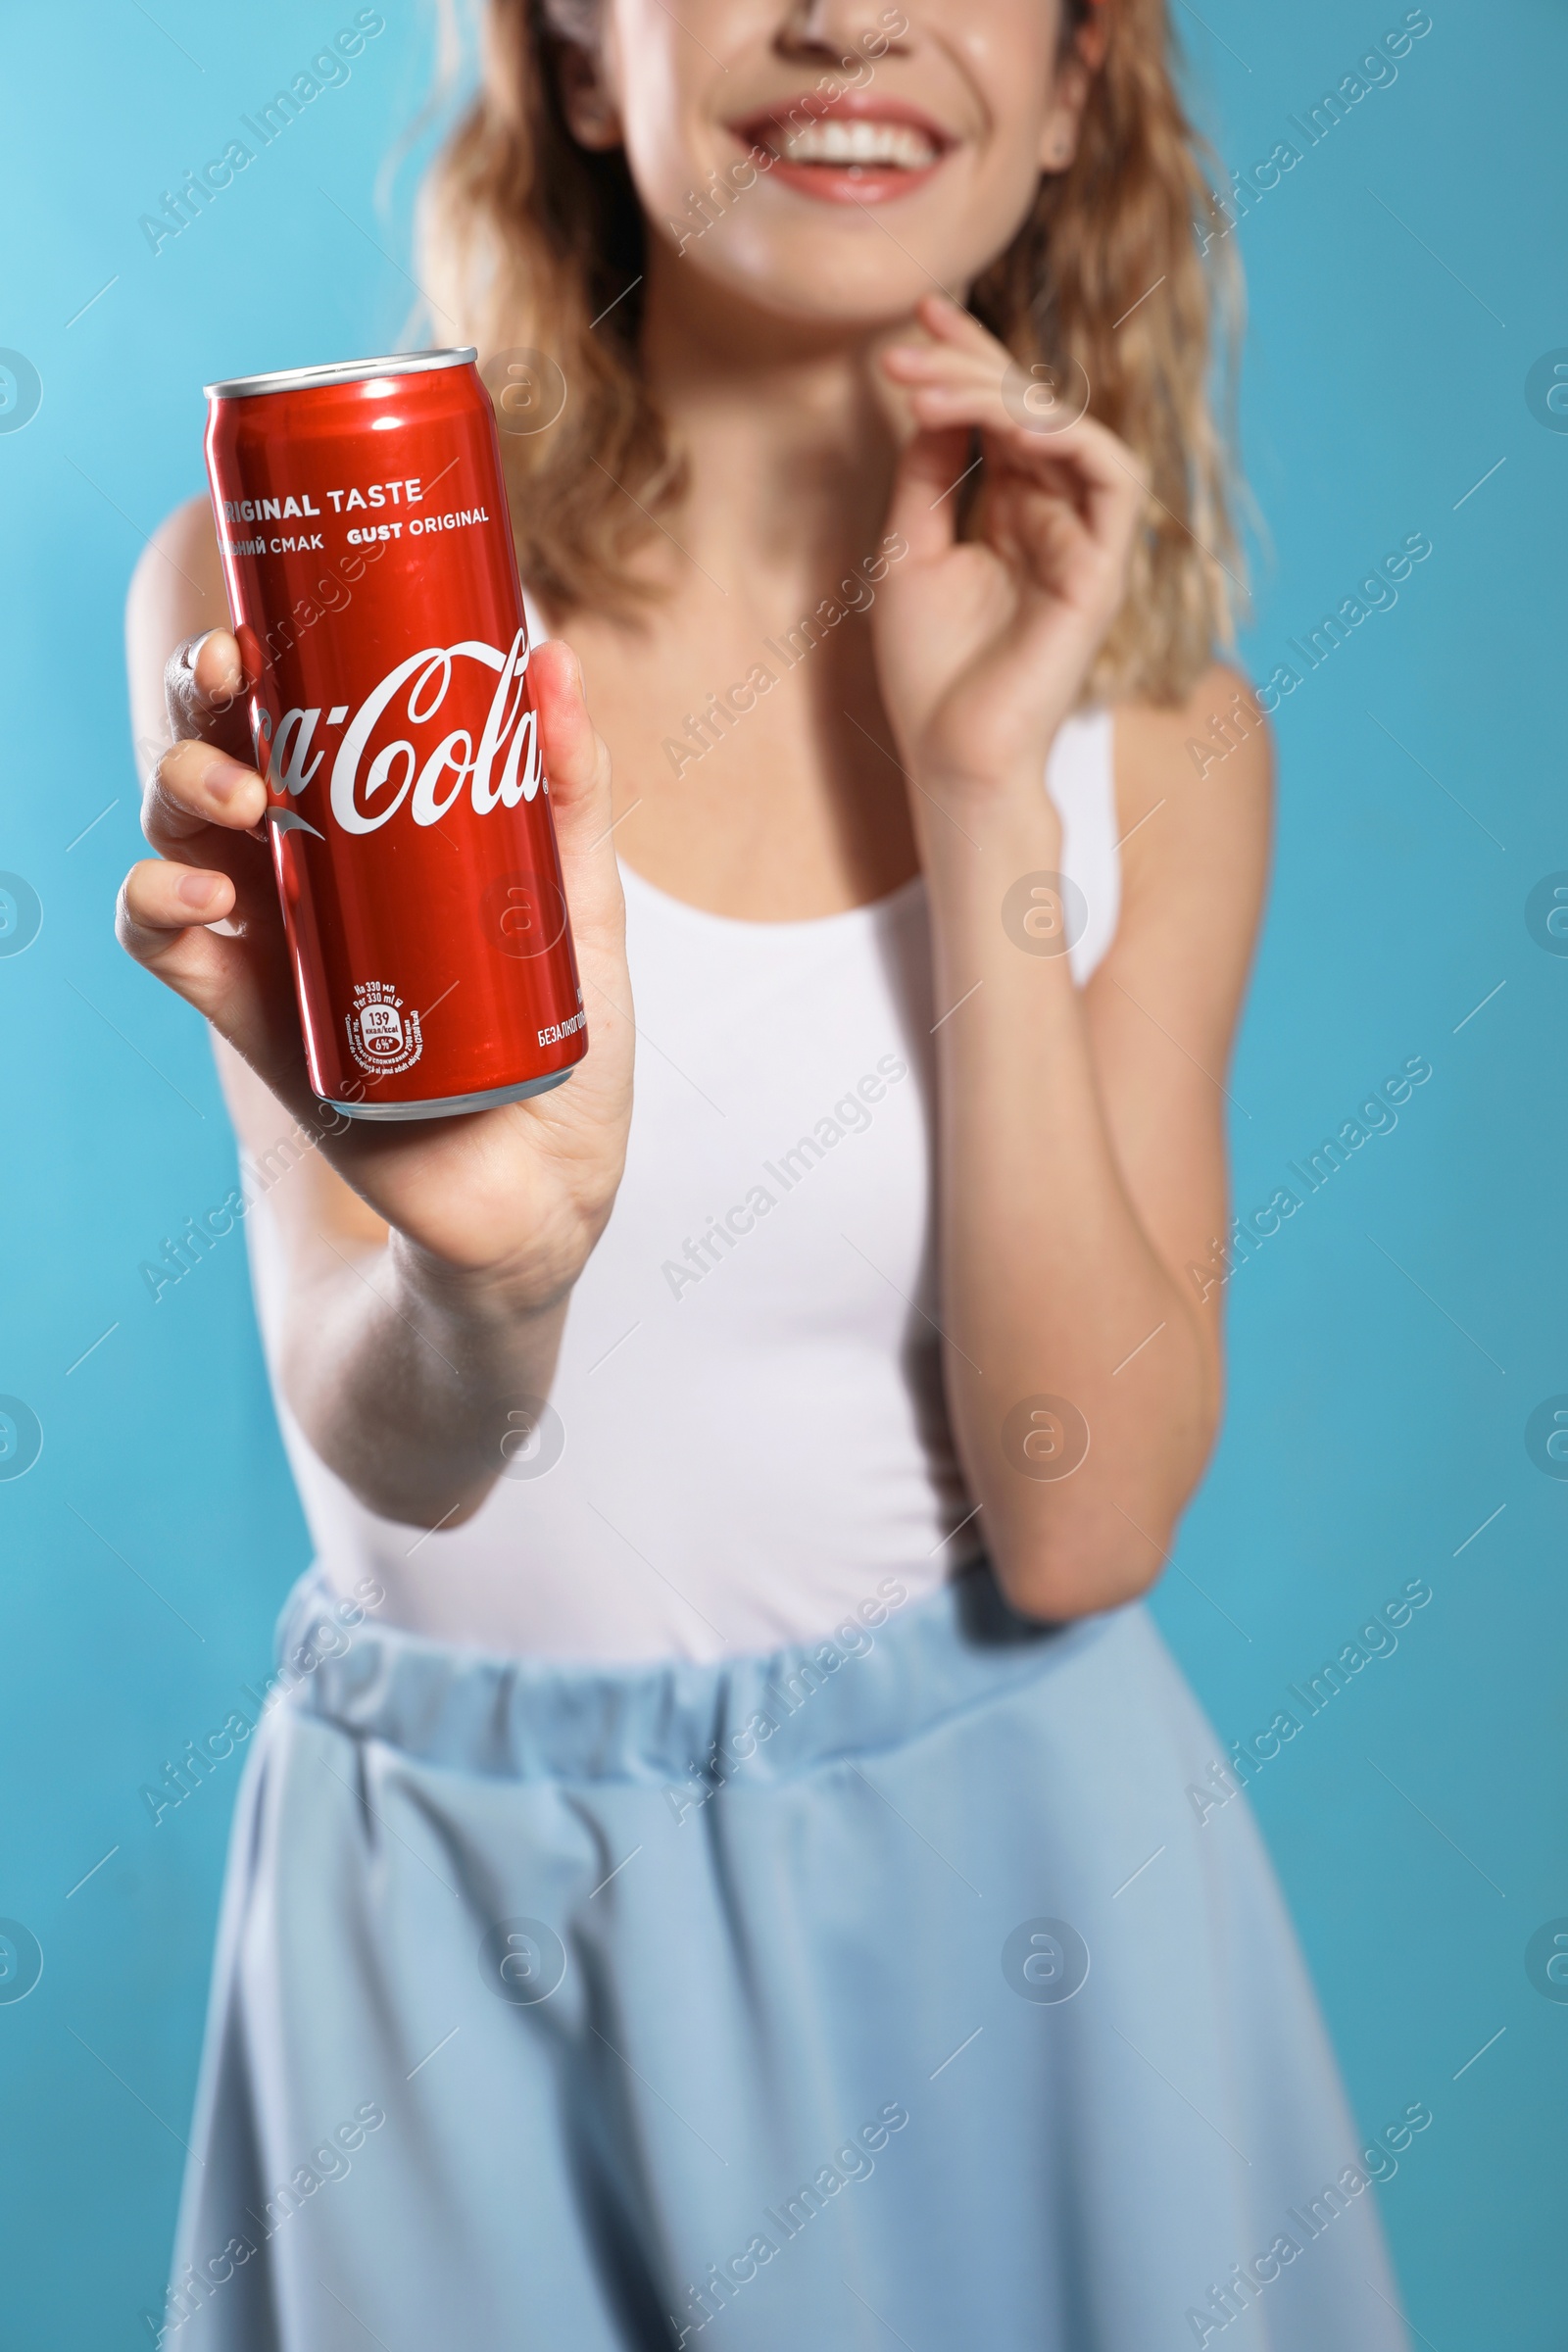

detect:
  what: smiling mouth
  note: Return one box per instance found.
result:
[729,97,954,199]
[773,117,940,170]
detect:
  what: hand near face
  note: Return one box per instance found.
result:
[874,293,1147,799]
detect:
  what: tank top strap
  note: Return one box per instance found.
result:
[1047,706,1120,986]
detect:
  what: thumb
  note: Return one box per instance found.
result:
[530,635,612,841]
[527,636,621,934]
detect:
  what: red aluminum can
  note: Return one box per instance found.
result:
[203,346,586,1119]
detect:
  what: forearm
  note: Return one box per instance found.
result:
[923,787,1219,1617]
[280,1238,571,1530]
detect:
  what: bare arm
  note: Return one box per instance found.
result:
[921,676,1267,1616]
[877,299,1269,1619]
[122,499,635,1528]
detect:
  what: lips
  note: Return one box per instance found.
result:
[727,91,956,204]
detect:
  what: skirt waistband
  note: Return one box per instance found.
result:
[271,1562,1122,1788]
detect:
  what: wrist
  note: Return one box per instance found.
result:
[913,775,1064,897]
[906,718,1068,830]
[901,685,1084,812]
[909,757,1056,804]
[389,1227,581,1337]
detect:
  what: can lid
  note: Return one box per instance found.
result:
[204,347,479,401]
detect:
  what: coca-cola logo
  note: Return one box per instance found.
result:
[252,628,541,836]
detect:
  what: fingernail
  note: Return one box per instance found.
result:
[200,754,254,806]
[189,627,237,678]
[177,870,219,909]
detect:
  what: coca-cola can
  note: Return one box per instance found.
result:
[202,346,587,1119]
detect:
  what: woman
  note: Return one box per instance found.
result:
[122,0,1407,2342]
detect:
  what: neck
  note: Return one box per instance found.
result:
[636,243,908,601]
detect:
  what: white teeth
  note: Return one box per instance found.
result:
[776,118,938,170]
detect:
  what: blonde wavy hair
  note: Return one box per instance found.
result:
[419,0,1244,705]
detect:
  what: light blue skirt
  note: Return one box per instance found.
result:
[163,1563,1408,2350]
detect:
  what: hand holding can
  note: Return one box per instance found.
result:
[203,346,587,1120]
[118,372,635,1310]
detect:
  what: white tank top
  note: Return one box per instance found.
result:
[246,708,1121,1661]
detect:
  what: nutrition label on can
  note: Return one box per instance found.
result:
[345,980,424,1078]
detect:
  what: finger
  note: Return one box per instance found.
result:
[878,299,1016,439]
[882,341,1001,381]
[120,856,236,947]
[884,300,1150,495]
[518,639,633,1119]
[880,345,1010,410]
[141,738,281,948]
[165,627,253,756]
[903,378,1111,478]
[881,422,978,567]
[118,857,267,1035]
[530,638,615,860]
[907,384,1148,553]
[884,344,1148,526]
[882,295,1014,375]
[118,858,313,1101]
[888,333,1140,472]
[912,290,1008,365]
[144,736,269,846]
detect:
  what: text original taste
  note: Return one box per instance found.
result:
[220,476,425,523]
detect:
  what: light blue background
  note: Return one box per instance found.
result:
[0,1,1562,2342]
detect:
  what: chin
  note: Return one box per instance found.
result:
[678,217,969,334]
[728,257,949,331]
[663,158,1036,338]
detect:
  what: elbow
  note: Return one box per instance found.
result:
[978,1355,1219,1624]
[279,1361,497,1535]
[990,1506,1174,1624]
[342,1471,492,1534]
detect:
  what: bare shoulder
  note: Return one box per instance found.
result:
[1109,662,1273,964]
[127,492,226,637]
[125,494,228,750]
